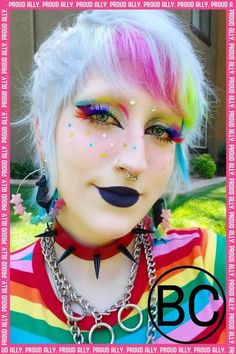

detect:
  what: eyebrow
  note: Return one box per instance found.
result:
[74,96,129,118]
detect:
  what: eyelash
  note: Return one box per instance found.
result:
[75,103,123,129]
[75,104,180,143]
[145,126,174,144]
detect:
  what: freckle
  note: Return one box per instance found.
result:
[123,143,128,148]
[99,152,107,158]
[86,131,91,136]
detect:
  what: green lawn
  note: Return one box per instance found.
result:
[169,182,226,235]
[10,182,226,252]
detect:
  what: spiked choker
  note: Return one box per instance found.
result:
[39,221,136,278]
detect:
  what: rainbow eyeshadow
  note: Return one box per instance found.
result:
[74,97,129,119]
[165,124,184,143]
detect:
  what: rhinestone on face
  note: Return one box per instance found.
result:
[150,106,156,112]
[129,99,136,106]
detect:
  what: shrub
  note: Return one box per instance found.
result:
[190,153,217,179]
[10,160,37,179]
[217,143,226,176]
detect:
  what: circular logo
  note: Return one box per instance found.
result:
[148,265,226,344]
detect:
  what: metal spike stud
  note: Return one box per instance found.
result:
[57,246,75,264]
[93,254,101,279]
[118,244,136,263]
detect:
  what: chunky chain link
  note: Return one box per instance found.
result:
[41,227,157,344]
[142,234,158,344]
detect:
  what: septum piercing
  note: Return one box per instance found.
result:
[116,161,139,182]
[126,171,138,182]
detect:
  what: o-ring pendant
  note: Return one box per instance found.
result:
[88,322,115,344]
[118,304,143,332]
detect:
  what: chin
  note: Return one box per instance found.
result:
[92,213,140,239]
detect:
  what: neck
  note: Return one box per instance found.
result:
[54,219,135,261]
[56,206,135,247]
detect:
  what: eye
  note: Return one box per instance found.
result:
[91,111,122,127]
[75,103,123,129]
[145,125,172,143]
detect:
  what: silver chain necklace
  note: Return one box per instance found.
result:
[41,228,157,344]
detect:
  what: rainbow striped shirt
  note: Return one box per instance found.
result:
[10,228,226,344]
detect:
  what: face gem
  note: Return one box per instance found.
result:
[132,145,138,151]
[101,133,107,138]
[150,107,156,112]
[110,143,114,148]
[129,99,136,106]
[67,123,72,128]
[88,143,94,148]
[68,132,74,138]
[86,131,91,136]
[99,152,107,158]
[123,143,128,148]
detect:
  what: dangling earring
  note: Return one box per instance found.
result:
[10,161,64,226]
[152,198,172,243]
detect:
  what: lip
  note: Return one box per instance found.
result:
[96,186,140,208]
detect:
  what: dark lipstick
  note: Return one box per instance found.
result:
[97,186,140,208]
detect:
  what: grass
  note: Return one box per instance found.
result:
[10,182,226,252]
[169,182,226,235]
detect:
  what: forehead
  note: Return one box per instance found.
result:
[74,73,182,125]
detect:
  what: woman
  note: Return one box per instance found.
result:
[10,10,226,344]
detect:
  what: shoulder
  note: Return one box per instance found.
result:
[152,227,226,285]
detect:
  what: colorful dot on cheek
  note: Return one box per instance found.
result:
[123,143,128,148]
[88,143,94,148]
[68,132,74,138]
[101,133,107,138]
[110,143,114,148]
[132,145,138,151]
[99,152,107,158]
[67,123,72,128]
[86,131,91,136]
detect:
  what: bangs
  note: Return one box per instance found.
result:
[113,27,179,112]
[88,25,180,114]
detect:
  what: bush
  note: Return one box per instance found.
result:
[190,153,217,179]
[217,143,226,176]
[11,160,37,179]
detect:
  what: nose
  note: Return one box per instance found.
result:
[114,135,147,178]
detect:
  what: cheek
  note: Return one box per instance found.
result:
[146,145,175,175]
[57,121,124,168]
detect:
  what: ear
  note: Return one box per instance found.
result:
[34,116,45,162]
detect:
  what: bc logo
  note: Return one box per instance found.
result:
[148,266,226,343]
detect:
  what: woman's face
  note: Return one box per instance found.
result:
[55,74,182,244]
